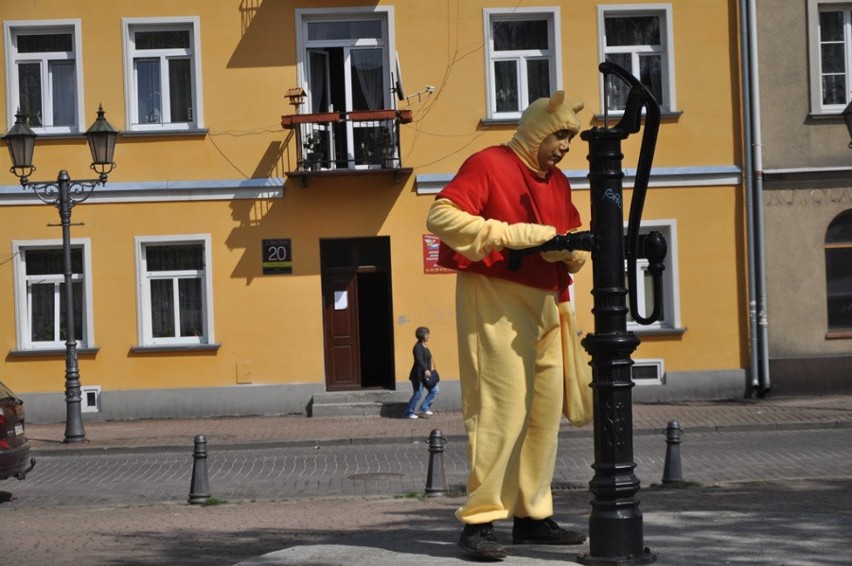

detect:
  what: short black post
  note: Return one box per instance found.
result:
[425,429,448,497]
[188,434,211,504]
[662,421,684,485]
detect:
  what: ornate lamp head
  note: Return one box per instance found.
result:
[85,105,119,181]
[2,109,37,185]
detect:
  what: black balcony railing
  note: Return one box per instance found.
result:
[281,109,413,185]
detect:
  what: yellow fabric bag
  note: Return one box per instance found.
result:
[559,301,593,426]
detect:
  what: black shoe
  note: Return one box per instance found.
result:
[512,516,587,545]
[458,522,507,561]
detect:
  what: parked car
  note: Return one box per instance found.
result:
[0,380,35,480]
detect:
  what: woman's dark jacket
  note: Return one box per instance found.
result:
[409,341,432,382]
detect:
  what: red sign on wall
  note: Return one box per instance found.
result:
[422,234,453,274]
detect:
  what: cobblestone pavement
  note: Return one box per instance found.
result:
[22,394,852,453]
[5,429,852,508]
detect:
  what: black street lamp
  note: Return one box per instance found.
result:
[3,106,118,443]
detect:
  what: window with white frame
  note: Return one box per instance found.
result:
[298,7,395,169]
[135,235,214,346]
[12,239,94,350]
[808,1,852,114]
[598,4,675,113]
[484,8,561,120]
[122,18,203,131]
[3,20,84,134]
[623,220,681,331]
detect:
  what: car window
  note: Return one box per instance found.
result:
[0,381,16,400]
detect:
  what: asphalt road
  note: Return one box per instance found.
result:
[3,428,850,508]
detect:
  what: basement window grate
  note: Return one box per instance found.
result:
[631,359,665,385]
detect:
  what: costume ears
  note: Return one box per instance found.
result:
[548,91,565,113]
[548,90,584,114]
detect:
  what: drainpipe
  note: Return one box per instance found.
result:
[748,0,771,395]
[740,0,771,396]
[739,0,760,395]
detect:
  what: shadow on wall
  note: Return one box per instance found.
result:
[226,172,407,284]
[229,0,295,69]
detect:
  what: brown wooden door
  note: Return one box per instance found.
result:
[320,237,395,392]
[323,272,361,390]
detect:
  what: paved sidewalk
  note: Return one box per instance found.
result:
[15,394,852,566]
[25,394,852,453]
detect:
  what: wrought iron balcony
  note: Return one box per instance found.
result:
[281,108,414,186]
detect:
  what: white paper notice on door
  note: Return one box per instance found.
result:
[334,290,348,310]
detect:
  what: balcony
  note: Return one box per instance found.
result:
[281,108,414,187]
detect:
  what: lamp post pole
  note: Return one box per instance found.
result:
[3,106,118,443]
[57,170,86,442]
[20,172,101,443]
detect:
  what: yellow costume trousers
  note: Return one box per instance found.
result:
[454,272,564,525]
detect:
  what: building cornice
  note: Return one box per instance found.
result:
[0,178,285,205]
[416,165,742,194]
[763,166,852,190]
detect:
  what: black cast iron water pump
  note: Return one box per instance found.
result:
[576,61,666,565]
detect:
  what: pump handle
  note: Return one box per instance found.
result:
[599,61,665,325]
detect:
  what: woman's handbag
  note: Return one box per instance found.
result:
[423,368,440,390]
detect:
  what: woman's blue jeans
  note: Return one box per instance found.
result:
[405,379,439,416]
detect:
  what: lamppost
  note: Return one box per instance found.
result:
[2,106,118,443]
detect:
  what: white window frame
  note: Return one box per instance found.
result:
[624,219,681,331]
[11,238,95,351]
[296,6,396,111]
[3,19,85,135]
[134,234,214,347]
[295,6,395,169]
[807,0,852,114]
[122,17,204,132]
[597,4,676,114]
[484,7,562,121]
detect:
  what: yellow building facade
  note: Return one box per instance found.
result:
[1,1,747,422]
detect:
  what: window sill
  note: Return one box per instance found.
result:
[9,346,100,358]
[480,117,520,126]
[121,128,209,138]
[23,131,86,140]
[825,330,852,340]
[627,326,687,337]
[807,112,846,122]
[130,343,221,353]
[592,110,683,123]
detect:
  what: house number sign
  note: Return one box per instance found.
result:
[262,239,292,275]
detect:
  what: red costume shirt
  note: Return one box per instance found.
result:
[437,145,582,302]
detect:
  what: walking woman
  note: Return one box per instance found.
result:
[405,326,439,419]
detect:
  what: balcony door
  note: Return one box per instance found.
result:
[300,11,392,169]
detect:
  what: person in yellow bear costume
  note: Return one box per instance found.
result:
[426,91,593,561]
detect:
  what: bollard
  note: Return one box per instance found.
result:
[188,434,212,504]
[425,429,448,497]
[661,420,684,485]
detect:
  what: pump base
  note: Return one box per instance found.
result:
[577,548,657,565]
